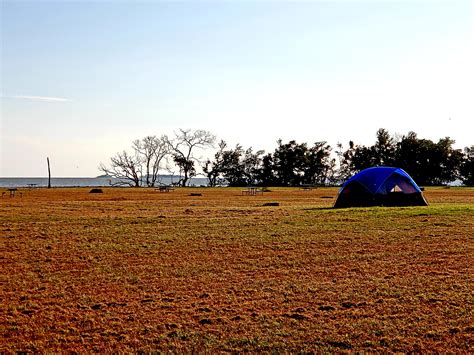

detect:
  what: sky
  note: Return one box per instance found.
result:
[1,0,473,177]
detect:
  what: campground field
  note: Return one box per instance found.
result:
[1,187,473,351]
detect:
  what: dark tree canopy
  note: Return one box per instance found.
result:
[202,142,265,187]
[460,146,474,186]
[203,139,334,187]
[338,129,468,186]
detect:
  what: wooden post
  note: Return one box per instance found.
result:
[47,157,51,188]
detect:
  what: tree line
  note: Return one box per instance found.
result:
[100,128,474,187]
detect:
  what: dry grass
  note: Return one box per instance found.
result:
[1,187,473,351]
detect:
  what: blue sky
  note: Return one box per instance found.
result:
[1,0,473,177]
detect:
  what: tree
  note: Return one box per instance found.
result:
[338,129,464,186]
[338,140,376,176]
[272,140,308,186]
[207,144,248,186]
[432,137,463,185]
[99,150,143,187]
[270,140,334,186]
[132,136,168,187]
[203,143,266,187]
[202,140,227,187]
[165,129,216,187]
[459,146,474,186]
[173,155,196,185]
[241,147,265,186]
[217,144,245,186]
[373,128,396,166]
[257,153,275,186]
[336,129,464,186]
[339,129,396,177]
[219,145,246,186]
[335,141,355,182]
[395,133,463,185]
[99,135,169,187]
[303,142,335,185]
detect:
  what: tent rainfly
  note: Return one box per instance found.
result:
[334,166,428,208]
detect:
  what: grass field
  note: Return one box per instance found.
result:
[1,187,473,351]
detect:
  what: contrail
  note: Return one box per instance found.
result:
[2,95,71,102]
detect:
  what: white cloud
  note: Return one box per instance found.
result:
[2,95,71,102]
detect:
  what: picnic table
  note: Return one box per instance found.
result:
[2,188,22,198]
[156,186,174,193]
[242,187,264,196]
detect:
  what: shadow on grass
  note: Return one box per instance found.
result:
[302,207,334,211]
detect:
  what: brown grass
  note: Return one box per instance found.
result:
[1,187,473,351]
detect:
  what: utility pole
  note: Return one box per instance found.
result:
[47,157,51,188]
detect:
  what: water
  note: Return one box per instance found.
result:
[0,176,209,188]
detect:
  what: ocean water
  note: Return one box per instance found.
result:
[0,176,209,188]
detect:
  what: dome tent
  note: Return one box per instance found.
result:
[334,167,428,208]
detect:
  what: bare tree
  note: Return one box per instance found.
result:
[47,157,51,188]
[99,150,143,187]
[99,135,169,187]
[132,135,168,187]
[165,129,216,186]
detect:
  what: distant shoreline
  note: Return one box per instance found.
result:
[0,176,209,188]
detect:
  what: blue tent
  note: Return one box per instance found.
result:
[334,166,428,208]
